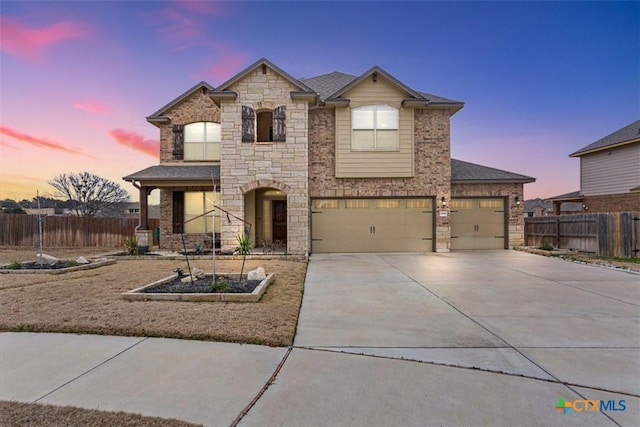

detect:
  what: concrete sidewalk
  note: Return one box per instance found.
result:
[1,251,639,426]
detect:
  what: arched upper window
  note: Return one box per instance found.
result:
[184,122,221,160]
[351,105,399,151]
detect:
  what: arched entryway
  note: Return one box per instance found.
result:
[242,182,289,251]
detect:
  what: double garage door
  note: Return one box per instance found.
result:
[311,197,507,253]
[311,198,433,253]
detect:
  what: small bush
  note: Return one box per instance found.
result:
[65,260,80,268]
[124,236,138,255]
[7,260,23,270]
[540,242,554,251]
[236,233,251,255]
[210,277,230,293]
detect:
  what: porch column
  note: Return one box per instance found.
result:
[139,186,152,230]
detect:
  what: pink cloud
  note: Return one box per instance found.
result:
[109,129,159,157]
[173,0,226,16]
[143,7,204,51]
[0,125,85,155]
[73,101,109,114]
[204,50,250,81]
[0,15,86,61]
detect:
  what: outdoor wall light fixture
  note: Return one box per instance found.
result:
[441,196,447,208]
[515,196,520,206]
[582,204,589,211]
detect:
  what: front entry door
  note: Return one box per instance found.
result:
[272,200,287,242]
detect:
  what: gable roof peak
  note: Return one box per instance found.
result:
[147,81,215,123]
[215,57,315,93]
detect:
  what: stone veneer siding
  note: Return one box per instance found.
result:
[309,107,453,251]
[219,67,310,255]
[451,182,525,247]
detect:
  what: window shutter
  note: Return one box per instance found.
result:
[172,125,184,160]
[241,106,255,143]
[272,106,286,142]
[173,191,184,233]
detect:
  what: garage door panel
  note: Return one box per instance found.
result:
[451,198,506,250]
[312,199,433,253]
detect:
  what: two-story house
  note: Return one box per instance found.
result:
[548,120,640,214]
[124,58,534,255]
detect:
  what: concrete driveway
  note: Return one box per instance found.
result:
[243,251,639,426]
[2,251,638,426]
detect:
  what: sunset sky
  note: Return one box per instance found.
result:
[1,1,638,204]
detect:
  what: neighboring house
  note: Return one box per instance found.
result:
[123,202,160,220]
[524,198,552,217]
[524,198,581,217]
[22,208,57,216]
[548,120,640,214]
[124,58,534,255]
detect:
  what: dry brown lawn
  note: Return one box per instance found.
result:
[0,401,202,427]
[0,247,307,346]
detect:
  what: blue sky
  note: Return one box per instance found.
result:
[1,1,638,202]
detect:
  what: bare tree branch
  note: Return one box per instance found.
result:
[48,172,130,217]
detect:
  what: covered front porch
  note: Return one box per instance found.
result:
[123,164,221,252]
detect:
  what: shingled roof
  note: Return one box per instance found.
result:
[123,165,220,182]
[299,72,358,102]
[451,159,535,183]
[570,119,640,157]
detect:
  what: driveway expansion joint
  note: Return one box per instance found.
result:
[294,345,640,399]
[32,337,149,404]
[380,255,633,425]
[230,346,293,427]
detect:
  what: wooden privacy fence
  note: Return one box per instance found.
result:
[525,212,640,258]
[0,214,159,248]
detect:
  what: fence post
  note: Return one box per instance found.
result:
[555,217,560,249]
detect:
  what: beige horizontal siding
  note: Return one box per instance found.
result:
[581,143,640,195]
[335,77,414,178]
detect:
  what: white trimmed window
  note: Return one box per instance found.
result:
[351,105,399,151]
[184,122,221,161]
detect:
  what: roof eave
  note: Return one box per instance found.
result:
[323,98,350,107]
[290,91,318,103]
[569,138,639,157]
[147,81,215,118]
[452,178,536,184]
[145,116,170,127]
[208,91,238,106]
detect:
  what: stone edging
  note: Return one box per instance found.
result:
[121,273,275,302]
[0,259,116,274]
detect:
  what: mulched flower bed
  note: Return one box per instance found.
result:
[143,275,262,294]
[1,261,87,270]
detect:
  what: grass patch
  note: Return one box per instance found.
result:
[0,249,307,346]
[0,401,201,427]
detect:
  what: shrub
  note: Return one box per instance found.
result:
[124,236,138,255]
[7,260,23,270]
[210,277,230,293]
[65,260,80,268]
[236,233,251,255]
[540,241,554,251]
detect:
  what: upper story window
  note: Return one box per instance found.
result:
[242,105,286,143]
[351,105,399,151]
[183,122,221,161]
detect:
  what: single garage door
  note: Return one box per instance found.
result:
[311,198,433,253]
[450,198,506,250]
